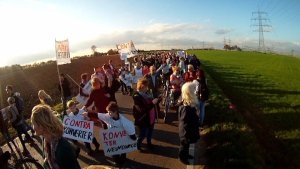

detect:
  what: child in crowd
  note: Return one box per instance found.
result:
[67,100,100,155]
[124,70,133,95]
[84,102,136,167]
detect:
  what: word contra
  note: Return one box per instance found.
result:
[64,118,91,129]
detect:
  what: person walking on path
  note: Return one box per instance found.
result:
[58,73,72,115]
[5,85,35,135]
[178,82,200,165]
[31,104,81,169]
[7,97,35,156]
[132,78,159,151]
[84,102,136,167]
[67,100,100,156]
[0,109,17,154]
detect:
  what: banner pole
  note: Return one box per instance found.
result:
[66,74,81,88]
[55,39,65,115]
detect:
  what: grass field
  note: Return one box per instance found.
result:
[190,50,300,168]
[201,71,265,169]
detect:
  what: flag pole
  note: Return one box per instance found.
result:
[66,74,81,88]
[55,39,65,115]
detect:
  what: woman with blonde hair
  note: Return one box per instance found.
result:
[38,90,53,106]
[31,104,80,169]
[178,82,200,165]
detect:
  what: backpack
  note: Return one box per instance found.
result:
[13,93,24,112]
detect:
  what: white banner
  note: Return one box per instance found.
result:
[120,53,127,60]
[177,50,186,57]
[116,41,138,58]
[100,128,137,156]
[55,39,71,65]
[76,80,92,105]
[63,116,94,143]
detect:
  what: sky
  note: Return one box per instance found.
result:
[0,0,299,67]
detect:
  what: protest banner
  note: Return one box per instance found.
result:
[120,53,127,60]
[55,39,71,65]
[116,40,138,58]
[63,116,94,143]
[177,50,186,58]
[100,128,137,156]
[76,80,92,105]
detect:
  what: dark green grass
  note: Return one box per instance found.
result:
[202,68,265,169]
[190,50,300,167]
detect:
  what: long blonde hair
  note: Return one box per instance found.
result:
[31,104,63,138]
[181,82,199,108]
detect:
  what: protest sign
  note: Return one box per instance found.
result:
[100,128,137,156]
[55,39,71,65]
[76,80,92,105]
[116,41,138,58]
[177,50,186,58]
[120,53,127,60]
[63,116,94,143]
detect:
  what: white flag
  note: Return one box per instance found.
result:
[55,39,71,65]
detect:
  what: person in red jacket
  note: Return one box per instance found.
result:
[82,78,110,113]
[184,64,196,82]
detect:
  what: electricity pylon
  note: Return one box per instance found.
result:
[251,10,272,52]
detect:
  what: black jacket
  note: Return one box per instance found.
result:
[132,92,155,127]
[178,105,200,143]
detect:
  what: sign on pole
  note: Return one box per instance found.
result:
[63,116,94,143]
[120,53,127,60]
[116,40,138,58]
[100,128,137,156]
[55,39,71,65]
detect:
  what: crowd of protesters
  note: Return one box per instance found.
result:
[0,50,209,168]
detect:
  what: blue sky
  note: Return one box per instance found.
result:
[0,0,299,67]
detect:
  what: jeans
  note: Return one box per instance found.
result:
[137,125,154,148]
[199,100,206,125]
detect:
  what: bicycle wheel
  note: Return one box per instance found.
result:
[164,94,170,123]
[15,158,44,169]
[161,89,168,106]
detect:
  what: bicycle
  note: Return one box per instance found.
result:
[162,81,172,123]
[1,145,44,169]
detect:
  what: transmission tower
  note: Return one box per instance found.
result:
[251,10,272,52]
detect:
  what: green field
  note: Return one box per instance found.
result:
[190,50,300,168]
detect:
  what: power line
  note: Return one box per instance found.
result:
[251,10,272,52]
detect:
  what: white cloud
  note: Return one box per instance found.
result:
[2,21,300,66]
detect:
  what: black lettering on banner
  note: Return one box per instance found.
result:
[106,143,137,153]
[64,126,92,141]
